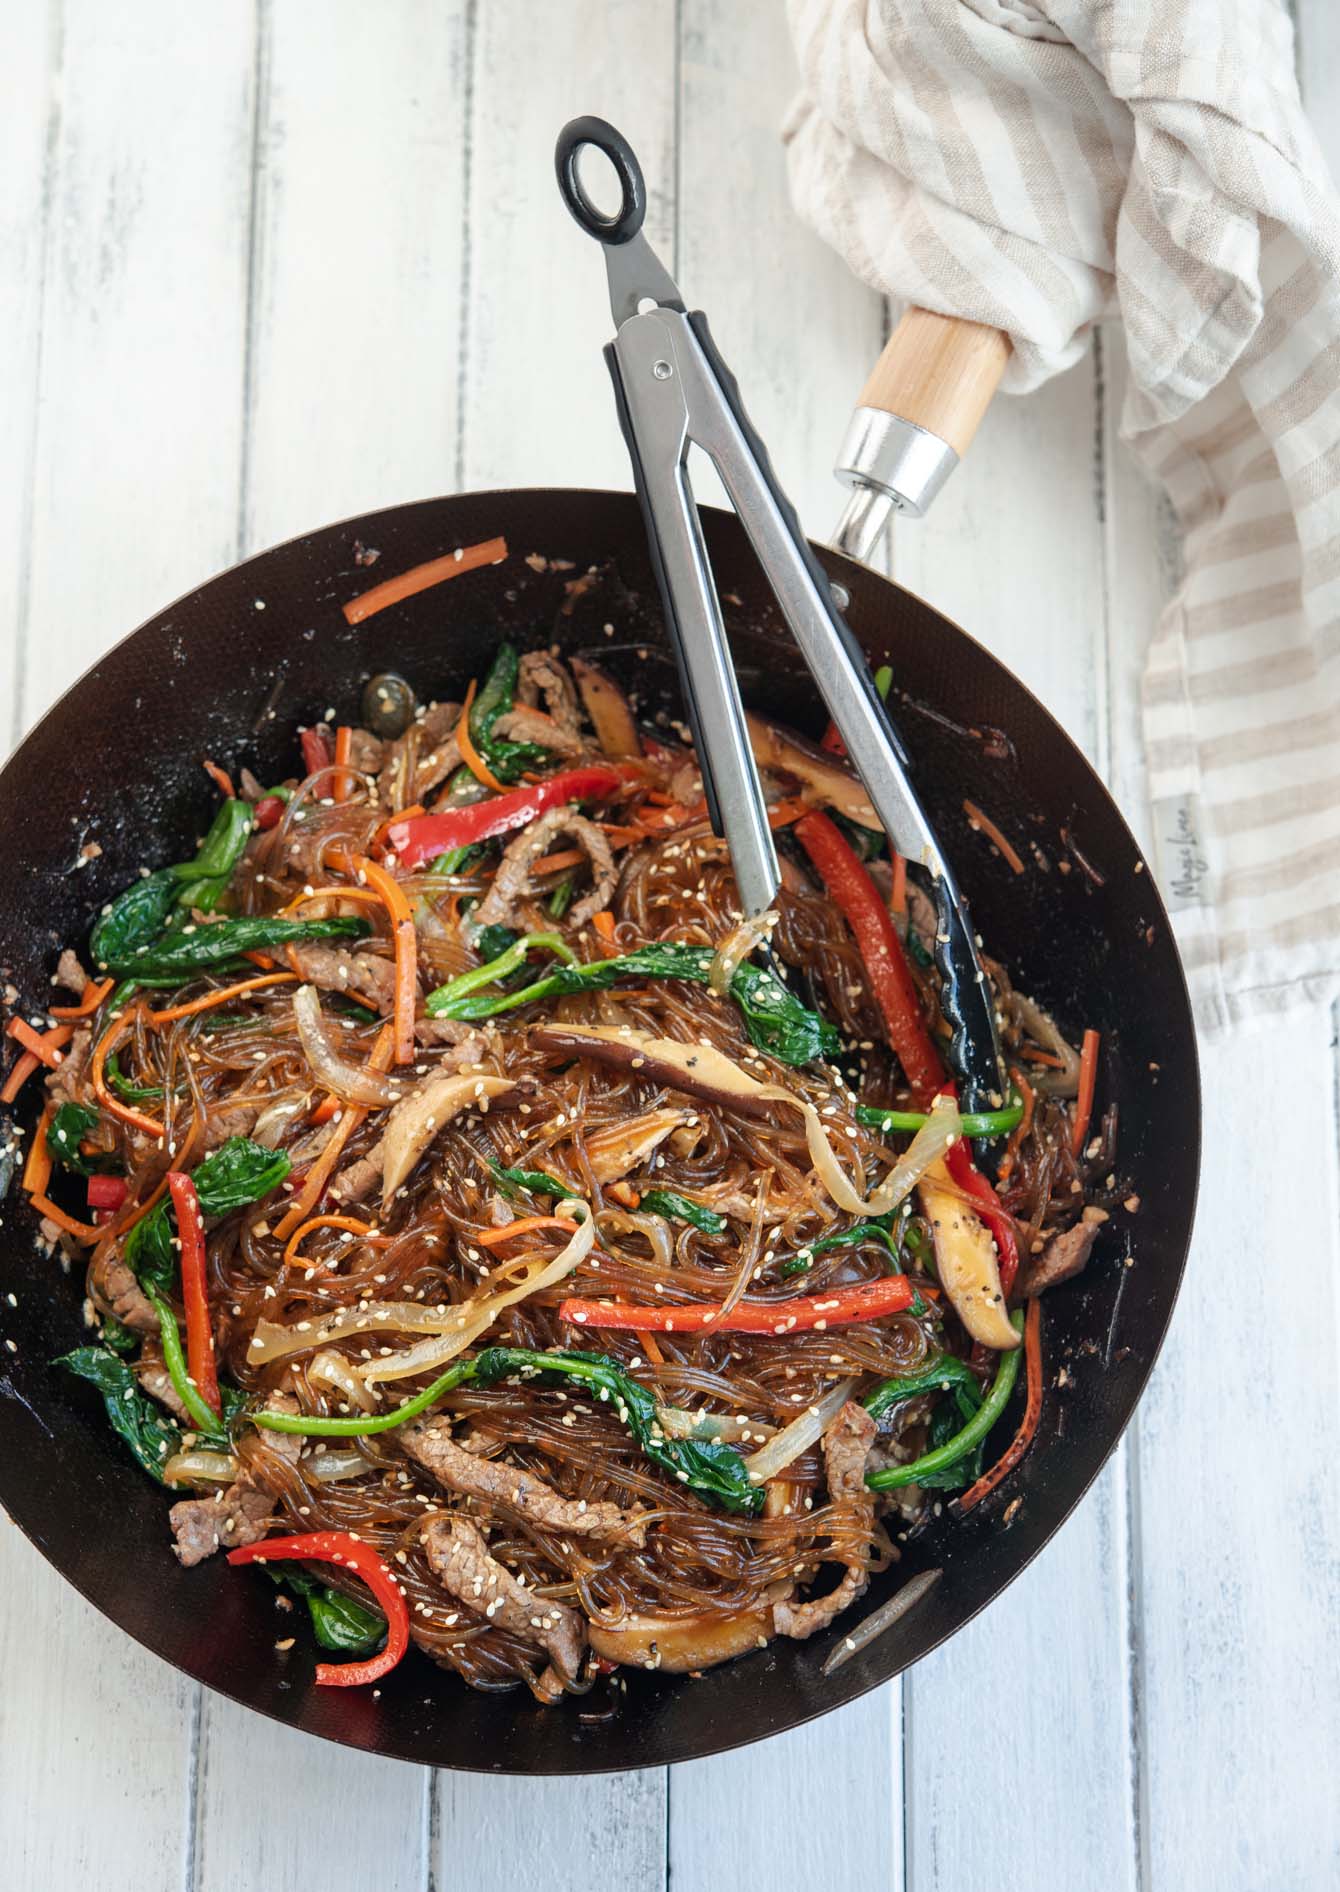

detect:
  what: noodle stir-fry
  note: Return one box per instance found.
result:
[7,626,1112,1701]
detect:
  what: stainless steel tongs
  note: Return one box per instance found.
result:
[555,117,1004,1112]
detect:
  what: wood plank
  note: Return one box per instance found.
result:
[1132,1016,1340,1886]
[18,2,254,726]
[192,8,469,1878]
[671,1696,900,1892]
[676,0,884,537]
[442,9,675,1883]
[0,10,257,1885]
[895,350,1140,1889]
[669,13,901,1890]
[437,1769,667,1892]
[0,1522,196,1890]
[459,0,679,494]
[0,0,54,756]
[240,0,471,552]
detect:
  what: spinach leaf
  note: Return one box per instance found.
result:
[469,643,547,782]
[99,1316,138,1355]
[102,913,370,981]
[91,801,256,967]
[57,1345,181,1483]
[778,1218,898,1278]
[639,1189,727,1236]
[547,875,576,919]
[486,1159,571,1203]
[90,869,181,969]
[914,1383,988,1491]
[264,1567,387,1656]
[471,1346,765,1515]
[46,1102,120,1176]
[472,923,519,964]
[428,940,840,1068]
[863,1352,980,1424]
[126,1137,291,1294]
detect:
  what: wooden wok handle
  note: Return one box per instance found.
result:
[833,308,1011,557]
[859,308,1010,458]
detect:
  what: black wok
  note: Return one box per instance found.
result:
[0,487,1197,1773]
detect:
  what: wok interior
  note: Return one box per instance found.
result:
[0,488,1196,1772]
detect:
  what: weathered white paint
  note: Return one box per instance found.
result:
[2,7,1338,1891]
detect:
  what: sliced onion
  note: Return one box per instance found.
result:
[292,984,405,1107]
[163,1449,237,1486]
[358,1199,595,1385]
[252,1093,312,1149]
[249,1300,478,1365]
[596,1208,674,1271]
[743,1378,856,1486]
[708,908,778,996]
[309,1347,378,1412]
[797,1092,961,1216]
[655,1406,775,1445]
[1012,992,1081,1097]
[307,1450,373,1483]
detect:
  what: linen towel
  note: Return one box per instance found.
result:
[784,0,1340,1031]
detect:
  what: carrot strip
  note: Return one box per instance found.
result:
[22,1105,54,1196]
[997,1066,1035,1183]
[591,911,618,946]
[6,1018,74,1068]
[890,852,908,917]
[954,1297,1043,1515]
[963,799,1026,876]
[1070,1027,1101,1157]
[475,1215,579,1247]
[639,1330,665,1367]
[353,855,417,1063]
[147,972,298,1026]
[529,848,586,877]
[272,1024,395,1242]
[283,1213,384,1271]
[332,725,353,803]
[341,536,509,626]
[90,1008,165,1140]
[280,885,383,918]
[203,758,236,799]
[50,977,115,1020]
[455,679,506,793]
[0,1050,40,1103]
[1020,1048,1064,1069]
[765,797,810,831]
[27,1194,104,1243]
[309,1094,340,1126]
[242,950,276,971]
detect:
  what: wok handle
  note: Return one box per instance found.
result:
[832,308,1011,559]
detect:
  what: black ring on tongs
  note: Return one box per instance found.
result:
[555,116,646,245]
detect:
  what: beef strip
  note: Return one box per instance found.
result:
[134,1343,190,1421]
[168,1397,302,1567]
[1019,1210,1106,1298]
[287,942,398,1012]
[91,1251,159,1335]
[421,1513,585,1688]
[54,948,90,997]
[473,806,615,931]
[490,704,583,759]
[773,1401,877,1641]
[402,1418,646,1546]
[44,1027,92,1111]
[346,728,385,775]
[382,701,462,808]
[516,651,583,741]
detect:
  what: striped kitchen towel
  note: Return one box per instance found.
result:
[784,0,1340,1031]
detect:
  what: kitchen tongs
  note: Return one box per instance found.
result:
[555,117,1004,1113]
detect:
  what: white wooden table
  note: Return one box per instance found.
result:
[2,7,1338,1888]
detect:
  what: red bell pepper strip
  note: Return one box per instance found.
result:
[387,763,644,871]
[300,724,334,778]
[166,1170,222,1420]
[226,1530,409,1687]
[793,810,944,1101]
[86,1174,128,1213]
[560,1274,916,1335]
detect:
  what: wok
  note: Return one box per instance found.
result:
[0,486,1197,1773]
